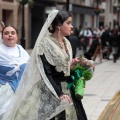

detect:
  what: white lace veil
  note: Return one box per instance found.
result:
[2,10,71,120]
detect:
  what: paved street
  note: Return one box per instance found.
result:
[82,59,120,120]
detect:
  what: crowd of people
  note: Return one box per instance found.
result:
[69,25,120,63]
[0,9,120,120]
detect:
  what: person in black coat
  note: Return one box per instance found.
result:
[100,27,112,59]
[67,27,79,58]
[84,35,100,60]
[111,28,120,62]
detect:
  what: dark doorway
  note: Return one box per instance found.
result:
[31,5,45,48]
[3,10,13,26]
[99,22,104,28]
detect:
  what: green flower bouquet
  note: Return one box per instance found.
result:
[68,56,95,100]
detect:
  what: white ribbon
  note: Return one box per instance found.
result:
[6,65,20,76]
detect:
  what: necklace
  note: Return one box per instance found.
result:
[59,42,64,49]
[59,39,70,61]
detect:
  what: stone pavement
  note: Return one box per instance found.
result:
[82,59,120,120]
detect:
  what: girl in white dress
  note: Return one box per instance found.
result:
[0,26,29,118]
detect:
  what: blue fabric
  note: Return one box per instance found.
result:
[0,64,26,92]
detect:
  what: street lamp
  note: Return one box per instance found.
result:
[94,0,101,28]
[66,0,70,11]
[117,6,120,26]
[113,0,120,27]
[17,0,33,48]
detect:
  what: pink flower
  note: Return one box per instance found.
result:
[72,59,75,63]
[74,57,79,62]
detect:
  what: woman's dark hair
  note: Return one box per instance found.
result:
[48,10,72,33]
[2,25,18,37]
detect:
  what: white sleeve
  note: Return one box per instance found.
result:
[17,45,30,63]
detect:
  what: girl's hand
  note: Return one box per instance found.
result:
[60,94,72,104]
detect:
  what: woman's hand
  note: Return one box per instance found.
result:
[60,94,72,104]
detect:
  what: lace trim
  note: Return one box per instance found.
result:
[37,36,72,76]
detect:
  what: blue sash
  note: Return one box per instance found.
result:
[0,64,26,92]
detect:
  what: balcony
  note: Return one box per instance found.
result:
[2,0,13,2]
[34,0,66,2]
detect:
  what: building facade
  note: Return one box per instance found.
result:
[0,0,120,49]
